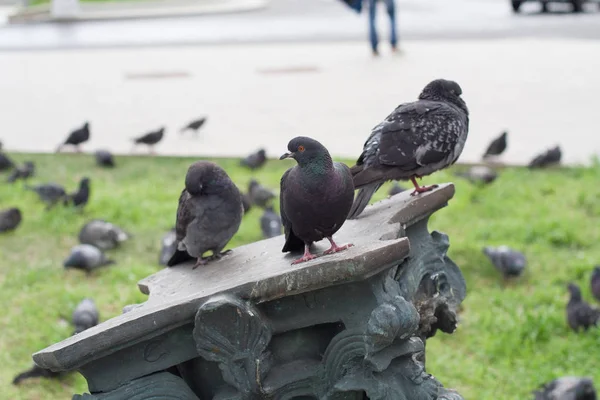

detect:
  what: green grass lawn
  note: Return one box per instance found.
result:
[1,153,599,400]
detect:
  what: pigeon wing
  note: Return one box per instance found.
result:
[280,168,304,252]
[378,101,464,170]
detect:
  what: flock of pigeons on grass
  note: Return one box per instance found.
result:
[1,78,595,399]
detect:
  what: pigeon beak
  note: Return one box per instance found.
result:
[279,152,294,160]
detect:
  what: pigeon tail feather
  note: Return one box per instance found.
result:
[347,183,382,220]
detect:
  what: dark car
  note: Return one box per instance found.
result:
[512,0,600,13]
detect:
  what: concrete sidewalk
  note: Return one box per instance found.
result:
[0,39,598,165]
[8,0,268,23]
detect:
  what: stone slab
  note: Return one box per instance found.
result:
[33,183,455,372]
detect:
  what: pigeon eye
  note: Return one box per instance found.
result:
[298,145,305,152]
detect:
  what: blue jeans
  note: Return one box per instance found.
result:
[368,0,397,52]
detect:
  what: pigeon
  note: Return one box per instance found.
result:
[95,149,115,167]
[347,79,469,219]
[167,161,243,269]
[482,246,526,278]
[56,121,90,153]
[159,228,177,266]
[63,244,115,273]
[65,177,91,209]
[248,179,276,208]
[241,192,252,214]
[180,117,207,134]
[0,152,14,171]
[528,146,562,169]
[0,207,22,233]
[280,136,355,264]
[260,206,282,239]
[482,131,507,159]
[25,183,67,209]
[12,364,62,385]
[566,283,600,332]
[388,182,406,197]
[592,266,600,302]
[240,149,267,170]
[455,165,498,185]
[78,219,129,250]
[132,127,165,154]
[534,376,597,400]
[72,298,99,334]
[7,161,35,183]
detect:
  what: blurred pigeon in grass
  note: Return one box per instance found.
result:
[132,127,164,154]
[25,182,66,209]
[482,131,507,159]
[248,179,276,208]
[528,146,562,169]
[534,376,597,400]
[566,283,600,332]
[7,161,35,183]
[72,298,99,334]
[167,161,243,269]
[455,165,498,185]
[64,177,90,209]
[241,192,252,215]
[388,182,406,197]
[240,149,267,170]
[0,207,22,233]
[591,266,600,302]
[180,117,207,135]
[64,244,115,274]
[78,219,129,250]
[159,228,177,266]
[95,150,115,167]
[12,364,62,385]
[0,152,14,171]
[261,206,282,239]
[56,121,90,153]
[280,136,355,264]
[348,79,469,219]
[482,246,526,278]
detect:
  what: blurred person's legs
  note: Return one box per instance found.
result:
[368,0,379,55]
[384,0,398,51]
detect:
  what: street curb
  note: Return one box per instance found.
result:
[8,0,268,24]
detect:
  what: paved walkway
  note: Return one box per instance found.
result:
[1,39,599,165]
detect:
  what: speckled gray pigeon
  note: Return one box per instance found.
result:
[78,219,129,250]
[534,376,597,400]
[280,136,355,264]
[260,206,282,239]
[25,182,66,209]
[591,266,600,302]
[567,283,600,332]
[12,364,62,385]
[167,161,243,269]
[348,79,469,219]
[72,298,99,334]
[63,244,115,273]
[0,207,21,233]
[482,246,526,278]
[159,228,177,266]
[482,130,507,159]
[56,121,90,153]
